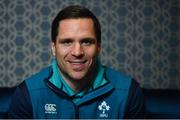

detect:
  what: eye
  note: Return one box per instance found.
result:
[81,39,95,46]
[59,39,73,46]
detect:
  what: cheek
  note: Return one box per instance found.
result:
[86,48,99,59]
[55,46,69,57]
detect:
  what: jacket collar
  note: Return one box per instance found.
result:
[49,59,108,95]
[45,61,114,105]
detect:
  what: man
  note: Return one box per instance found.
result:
[9,5,145,119]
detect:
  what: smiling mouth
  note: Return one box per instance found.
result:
[68,60,86,64]
[68,60,87,70]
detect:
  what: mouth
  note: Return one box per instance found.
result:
[68,60,87,71]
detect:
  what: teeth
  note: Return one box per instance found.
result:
[71,61,84,63]
[69,61,85,63]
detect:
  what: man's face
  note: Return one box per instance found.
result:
[52,18,100,81]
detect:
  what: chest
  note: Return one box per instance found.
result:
[30,89,128,119]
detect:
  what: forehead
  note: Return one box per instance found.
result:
[58,18,94,29]
[57,18,96,37]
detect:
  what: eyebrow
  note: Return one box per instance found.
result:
[57,37,96,42]
[57,38,73,43]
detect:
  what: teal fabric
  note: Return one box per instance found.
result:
[49,59,62,89]
[49,59,107,103]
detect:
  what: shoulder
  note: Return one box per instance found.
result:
[105,67,132,81]
[26,66,52,81]
[25,66,52,90]
[104,67,133,89]
[8,82,33,118]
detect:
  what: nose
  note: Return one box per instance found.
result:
[71,43,84,57]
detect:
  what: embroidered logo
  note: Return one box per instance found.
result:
[45,104,57,114]
[98,101,110,118]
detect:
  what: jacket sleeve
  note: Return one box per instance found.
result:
[124,79,145,118]
[8,81,33,119]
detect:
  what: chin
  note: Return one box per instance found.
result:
[70,73,87,81]
[69,68,93,81]
[71,75,85,81]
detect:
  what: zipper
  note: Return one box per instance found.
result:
[72,102,79,119]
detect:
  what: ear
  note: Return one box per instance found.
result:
[51,42,56,56]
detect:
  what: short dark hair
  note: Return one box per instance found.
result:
[51,5,101,43]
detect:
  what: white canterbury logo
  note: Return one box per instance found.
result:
[45,104,57,114]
